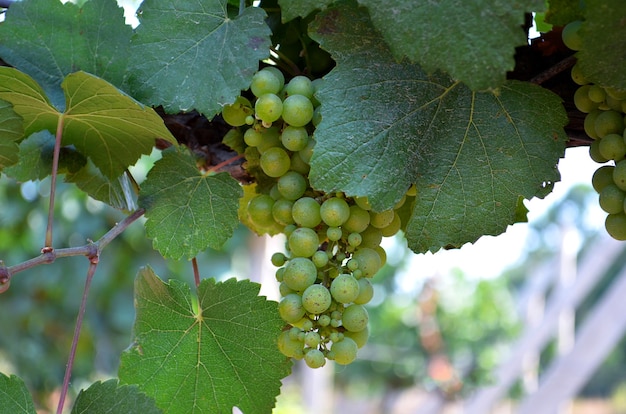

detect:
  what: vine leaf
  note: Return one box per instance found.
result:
[358,0,542,91]
[278,0,335,21]
[127,1,271,117]
[578,0,626,91]
[139,149,243,260]
[0,373,36,414]
[118,268,291,414]
[309,2,568,253]
[0,68,177,180]
[0,100,23,171]
[0,0,132,110]
[71,379,162,414]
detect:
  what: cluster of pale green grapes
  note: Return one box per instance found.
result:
[563,21,626,240]
[222,67,415,368]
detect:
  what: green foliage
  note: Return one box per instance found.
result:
[71,380,162,414]
[118,268,291,414]
[0,373,36,414]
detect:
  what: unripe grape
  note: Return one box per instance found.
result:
[574,85,597,113]
[326,226,342,241]
[320,197,351,227]
[302,284,332,314]
[288,227,320,258]
[222,96,253,126]
[278,330,305,359]
[606,212,626,240]
[277,171,307,200]
[298,138,315,164]
[330,337,358,365]
[281,126,309,151]
[359,226,383,249]
[256,126,281,153]
[354,278,374,305]
[595,110,624,138]
[247,194,275,228]
[292,197,322,228]
[570,63,588,85]
[562,20,583,51]
[343,205,371,234]
[271,252,287,267]
[272,199,295,226]
[330,274,360,304]
[592,165,615,193]
[255,93,283,123]
[380,212,402,237]
[304,348,326,368]
[282,94,314,127]
[599,133,626,161]
[251,68,282,97]
[244,128,263,147]
[344,325,369,348]
[312,250,329,268]
[283,257,317,291]
[286,75,314,99]
[589,139,609,164]
[587,85,606,103]
[304,331,321,348]
[290,151,310,175]
[355,196,372,210]
[317,314,331,327]
[369,209,394,229]
[278,293,306,323]
[262,66,285,90]
[347,232,362,247]
[260,147,291,178]
[614,160,626,191]
[584,110,601,140]
[352,247,382,278]
[599,184,626,214]
[341,304,368,332]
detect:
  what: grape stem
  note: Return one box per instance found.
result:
[530,54,576,85]
[45,115,65,250]
[206,153,245,175]
[192,257,201,288]
[269,46,301,77]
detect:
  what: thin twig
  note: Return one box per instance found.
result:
[45,116,65,249]
[206,153,245,175]
[56,260,99,414]
[192,257,201,288]
[530,55,577,85]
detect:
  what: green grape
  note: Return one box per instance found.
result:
[269,184,281,200]
[330,337,358,365]
[298,138,315,164]
[595,110,625,138]
[343,205,371,233]
[312,250,329,268]
[344,325,369,348]
[562,20,583,51]
[327,226,343,241]
[251,68,282,97]
[272,199,295,226]
[589,139,609,164]
[271,252,287,267]
[283,257,317,291]
[281,126,309,152]
[599,133,626,161]
[288,227,320,258]
[359,226,383,249]
[394,194,407,209]
[592,165,616,193]
[292,197,322,228]
[260,147,291,178]
[614,159,626,191]
[290,151,311,175]
[262,66,285,90]
[295,317,314,331]
[277,171,307,201]
[247,194,275,228]
[275,267,285,282]
[584,110,601,140]
[347,258,359,272]
[375,245,387,267]
[380,212,401,237]
[588,85,606,103]
[244,128,264,147]
[605,212,626,240]
[329,331,343,343]
[288,326,302,341]
[320,197,351,227]
[574,85,597,113]
[304,331,321,348]
[369,209,394,229]
[347,232,362,247]
[312,106,322,127]
[406,184,417,196]
[304,348,326,368]
[352,247,382,278]
[255,93,283,124]
[570,63,588,86]
[278,331,305,359]
[330,274,359,304]
[302,284,332,314]
[355,196,372,210]
[341,304,368,332]
[286,75,314,99]
[605,94,624,112]
[279,282,294,296]
[282,94,314,127]
[256,126,282,153]
[278,293,306,323]
[317,314,331,327]
[599,184,626,214]
[222,96,253,127]
[354,278,374,305]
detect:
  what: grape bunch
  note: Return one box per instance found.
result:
[222,67,415,368]
[563,21,626,240]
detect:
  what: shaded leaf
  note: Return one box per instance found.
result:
[278,0,335,21]
[139,149,243,260]
[0,99,23,171]
[66,161,138,211]
[71,379,162,414]
[0,373,36,414]
[544,0,585,26]
[309,3,567,253]
[118,268,291,414]
[578,0,626,91]
[358,0,542,90]
[0,0,132,110]
[127,1,271,117]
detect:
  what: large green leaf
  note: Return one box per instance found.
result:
[0,373,36,414]
[544,0,585,26]
[357,0,543,91]
[0,100,23,171]
[278,0,335,21]
[577,0,626,91]
[309,2,568,253]
[118,268,291,414]
[127,1,271,117]
[139,149,243,260]
[72,379,162,414]
[0,0,132,110]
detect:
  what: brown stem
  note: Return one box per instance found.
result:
[45,116,65,250]
[192,257,201,288]
[530,55,577,85]
[206,153,245,175]
[56,260,98,414]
